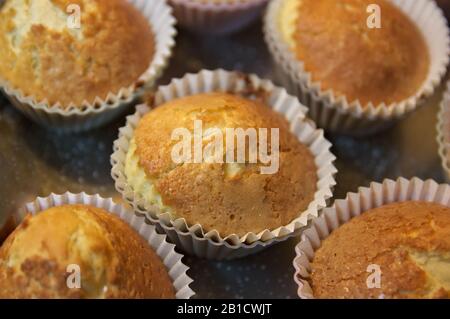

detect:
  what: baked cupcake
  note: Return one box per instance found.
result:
[265,0,450,134]
[169,0,269,34]
[112,69,337,260]
[294,178,450,299]
[0,193,194,299]
[126,92,317,237]
[0,0,176,131]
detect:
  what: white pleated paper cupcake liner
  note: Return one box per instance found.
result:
[111,69,337,260]
[12,192,195,299]
[0,0,177,133]
[264,0,450,135]
[168,0,268,34]
[437,80,450,180]
[293,177,450,299]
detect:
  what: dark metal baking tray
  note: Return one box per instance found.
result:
[0,19,449,299]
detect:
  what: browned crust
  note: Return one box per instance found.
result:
[134,92,318,237]
[293,0,429,106]
[311,202,450,299]
[0,0,154,107]
[0,204,175,299]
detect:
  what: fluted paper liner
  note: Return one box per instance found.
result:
[437,81,450,180]
[169,0,268,34]
[264,0,450,135]
[293,177,450,299]
[0,0,177,132]
[12,192,195,299]
[111,69,337,260]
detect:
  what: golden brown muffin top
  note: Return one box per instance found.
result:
[0,0,154,107]
[311,202,450,299]
[134,92,318,237]
[0,204,175,299]
[291,0,429,106]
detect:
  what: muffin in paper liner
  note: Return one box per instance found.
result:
[0,0,177,133]
[9,192,195,299]
[111,69,337,260]
[437,80,450,181]
[264,0,450,135]
[168,0,269,35]
[293,177,450,299]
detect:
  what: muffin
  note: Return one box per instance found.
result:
[112,69,336,259]
[279,0,429,106]
[265,0,450,134]
[0,204,176,298]
[169,0,269,34]
[311,201,450,299]
[125,92,318,237]
[0,0,176,131]
[0,0,154,107]
[294,178,450,299]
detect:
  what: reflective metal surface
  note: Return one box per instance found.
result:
[0,20,449,299]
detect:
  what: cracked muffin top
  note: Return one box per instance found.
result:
[0,204,175,298]
[125,92,318,238]
[311,201,450,299]
[0,0,154,107]
[278,0,429,106]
